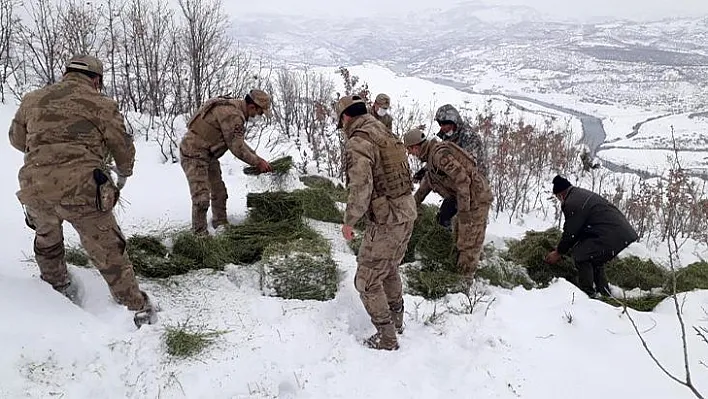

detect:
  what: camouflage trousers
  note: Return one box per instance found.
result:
[456,201,491,284]
[25,203,146,311]
[354,220,414,327]
[180,154,228,234]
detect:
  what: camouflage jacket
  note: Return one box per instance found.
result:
[414,139,493,213]
[9,73,134,207]
[343,114,416,227]
[368,106,393,131]
[180,98,260,165]
[435,104,488,178]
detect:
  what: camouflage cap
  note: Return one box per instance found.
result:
[403,128,426,147]
[66,55,104,76]
[374,93,390,108]
[249,89,272,117]
[435,104,462,125]
[335,95,366,119]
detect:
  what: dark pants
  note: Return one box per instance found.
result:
[438,197,457,229]
[575,252,614,297]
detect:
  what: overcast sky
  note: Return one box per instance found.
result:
[223,0,708,21]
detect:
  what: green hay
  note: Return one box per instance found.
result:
[65,246,90,267]
[348,234,363,255]
[598,294,667,312]
[403,264,466,300]
[476,253,536,289]
[246,191,304,223]
[243,156,293,176]
[292,188,343,223]
[299,175,348,202]
[404,204,451,264]
[127,234,197,278]
[260,238,339,301]
[171,232,234,270]
[164,321,227,358]
[670,261,708,293]
[606,256,667,291]
[504,228,577,287]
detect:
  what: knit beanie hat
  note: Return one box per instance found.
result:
[552,175,572,194]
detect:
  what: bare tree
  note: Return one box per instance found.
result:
[17,0,64,87]
[57,0,107,58]
[0,0,20,102]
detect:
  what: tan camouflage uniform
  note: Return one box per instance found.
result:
[369,93,393,131]
[179,91,269,234]
[413,139,493,284]
[9,60,147,311]
[343,103,416,350]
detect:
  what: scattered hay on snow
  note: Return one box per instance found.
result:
[164,321,228,358]
[477,250,536,290]
[127,235,196,278]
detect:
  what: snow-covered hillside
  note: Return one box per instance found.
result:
[2,67,708,398]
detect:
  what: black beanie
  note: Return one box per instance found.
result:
[552,175,572,194]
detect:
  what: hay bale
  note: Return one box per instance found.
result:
[606,256,667,291]
[670,261,708,293]
[65,246,90,267]
[504,228,577,287]
[260,238,339,301]
[598,294,667,312]
[299,175,348,202]
[403,263,466,299]
[477,253,535,289]
[171,232,233,270]
[246,191,303,223]
[404,204,447,263]
[292,188,343,223]
[243,156,293,176]
[127,234,197,278]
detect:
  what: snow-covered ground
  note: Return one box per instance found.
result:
[2,75,708,398]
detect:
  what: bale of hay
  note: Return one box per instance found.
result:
[65,246,90,267]
[246,191,303,223]
[299,175,348,202]
[243,156,293,176]
[127,234,197,278]
[504,228,577,287]
[476,253,536,289]
[598,294,667,312]
[404,204,446,263]
[171,232,233,270]
[292,188,343,223]
[402,263,466,300]
[669,261,708,293]
[605,256,667,291]
[260,238,339,301]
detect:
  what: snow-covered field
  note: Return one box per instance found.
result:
[2,69,708,398]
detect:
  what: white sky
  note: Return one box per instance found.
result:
[223,0,708,21]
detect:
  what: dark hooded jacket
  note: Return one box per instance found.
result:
[557,186,639,262]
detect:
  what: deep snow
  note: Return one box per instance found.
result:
[2,66,708,399]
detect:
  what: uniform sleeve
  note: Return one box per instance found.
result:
[435,150,472,213]
[384,115,393,131]
[414,175,432,205]
[9,105,28,152]
[463,132,488,178]
[343,137,375,226]
[104,102,135,177]
[556,197,589,254]
[215,107,260,166]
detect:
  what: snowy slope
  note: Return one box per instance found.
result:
[2,75,708,399]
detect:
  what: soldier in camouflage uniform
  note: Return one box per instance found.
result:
[179,90,273,235]
[368,93,393,131]
[9,55,157,328]
[414,104,489,230]
[337,95,416,351]
[404,128,492,287]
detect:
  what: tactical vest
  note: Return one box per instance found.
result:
[351,128,413,200]
[187,97,239,144]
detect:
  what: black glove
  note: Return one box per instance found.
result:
[413,167,426,183]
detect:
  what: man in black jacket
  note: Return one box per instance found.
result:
[544,175,639,298]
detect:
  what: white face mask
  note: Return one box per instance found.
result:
[376,107,388,117]
[249,114,263,123]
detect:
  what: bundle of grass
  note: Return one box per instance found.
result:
[127,234,197,278]
[504,228,577,287]
[348,233,363,255]
[669,261,708,293]
[299,175,348,202]
[598,294,667,312]
[246,191,303,223]
[259,237,339,301]
[170,232,233,270]
[404,204,444,263]
[164,321,227,358]
[476,253,536,289]
[292,188,343,223]
[402,263,466,299]
[65,246,90,267]
[605,256,667,291]
[243,156,293,176]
